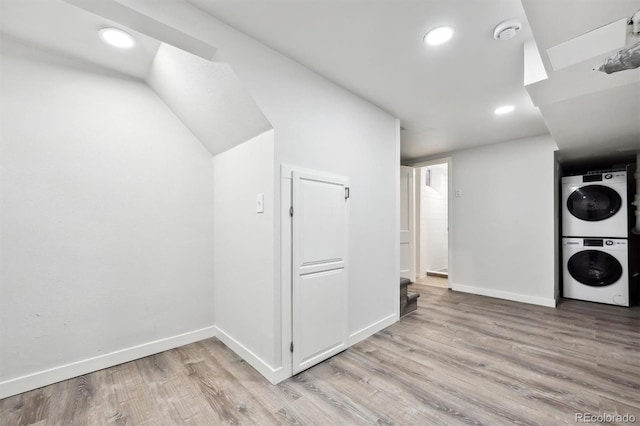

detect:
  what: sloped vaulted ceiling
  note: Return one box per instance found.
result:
[0,0,273,157]
[147,43,272,156]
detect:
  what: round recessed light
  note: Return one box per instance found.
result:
[424,26,455,46]
[99,28,135,49]
[494,105,515,115]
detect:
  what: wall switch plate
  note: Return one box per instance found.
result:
[256,193,264,213]
[455,189,462,198]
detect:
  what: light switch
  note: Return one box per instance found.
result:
[455,189,462,198]
[256,193,264,213]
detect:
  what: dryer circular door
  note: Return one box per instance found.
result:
[566,185,622,221]
[567,250,623,287]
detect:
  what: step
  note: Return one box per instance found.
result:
[400,277,419,317]
[401,292,419,317]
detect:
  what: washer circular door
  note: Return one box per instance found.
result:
[566,185,622,221]
[567,250,623,287]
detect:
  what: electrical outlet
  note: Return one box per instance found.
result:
[455,189,462,198]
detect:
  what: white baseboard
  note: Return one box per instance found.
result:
[0,326,216,399]
[213,326,288,385]
[349,313,397,346]
[1,315,404,399]
[451,283,557,308]
[215,313,397,386]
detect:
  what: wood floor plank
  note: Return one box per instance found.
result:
[331,351,451,424]
[297,361,398,424]
[198,340,304,424]
[359,335,572,425]
[184,342,283,425]
[1,282,638,425]
[285,372,378,425]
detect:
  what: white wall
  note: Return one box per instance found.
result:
[117,0,399,375]
[214,11,398,354]
[419,165,448,274]
[274,88,398,341]
[0,39,215,397]
[448,134,558,306]
[147,43,272,156]
[212,130,276,373]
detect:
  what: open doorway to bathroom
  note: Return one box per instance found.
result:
[415,161,449,289]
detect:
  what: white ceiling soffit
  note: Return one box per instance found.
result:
[0,0,160,80]
[63,0,217,60]
[524,40,548,86]
[186,0,549,161]
[547,18,628,71]
[522,0,640,154]
[539,81,640,151]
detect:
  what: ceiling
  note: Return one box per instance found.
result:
[187,0,550,161]
[0,0,271,157]
[522,0,640,161]
[0,0,160,80]
[2,0,638,162]
[187,0,640,161]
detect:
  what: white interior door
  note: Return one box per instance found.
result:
[400,166,415,281]
[292,170,349,374]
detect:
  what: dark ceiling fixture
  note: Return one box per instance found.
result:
[595,41,640,74]
[595,9,640,74]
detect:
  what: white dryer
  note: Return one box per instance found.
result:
[562,171,628,238]
[563,237,629,306]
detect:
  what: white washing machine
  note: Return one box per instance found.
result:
[563,237,629,306]
[562,171,628,238]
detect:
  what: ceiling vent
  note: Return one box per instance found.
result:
[494,19,522,41]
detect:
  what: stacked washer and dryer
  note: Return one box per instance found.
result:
[562,170,630,306]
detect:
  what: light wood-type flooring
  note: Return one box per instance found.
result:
[1,283,639,425]
[414,275,449,288]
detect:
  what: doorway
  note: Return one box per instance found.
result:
[400,166,415,281]
[415,160,450,289]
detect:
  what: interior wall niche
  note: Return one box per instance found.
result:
[558,152,638,176]
[556,151,639,307]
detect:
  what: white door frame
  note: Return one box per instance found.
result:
[279,166,294,379]
[400,166,416,281]
[409,157,453,288]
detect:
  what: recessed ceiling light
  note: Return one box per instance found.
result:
[424,26,455,46]
[99,28,135,49]
[494,105,515,115]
